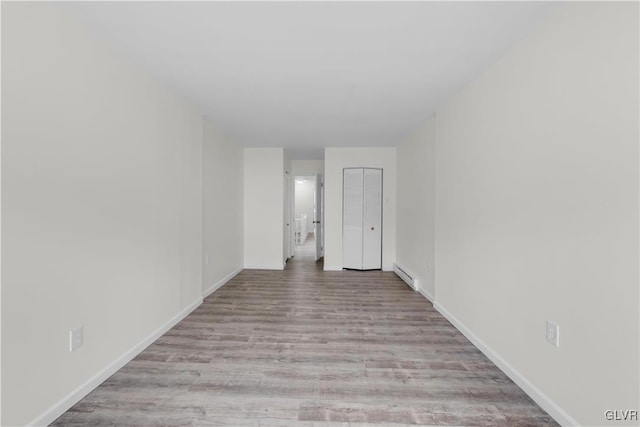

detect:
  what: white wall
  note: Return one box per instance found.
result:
[1,3,204,425]
[295,178,315,232]
[324,147,396,271]
[244,148,284,269]
[203,121,244,296]
[396,117,435,300]
[433,3,638,426]
[291,160,324,177]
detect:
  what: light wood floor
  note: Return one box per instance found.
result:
[52,237,557,426]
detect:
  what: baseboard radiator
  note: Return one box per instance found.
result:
[393,263,419,291]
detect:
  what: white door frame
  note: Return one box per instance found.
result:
[314,173,324,261]
[283,171,293,265]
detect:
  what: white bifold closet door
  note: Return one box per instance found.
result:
[343,168,382,270]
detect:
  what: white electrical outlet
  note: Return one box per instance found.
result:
[546,320,559,347]
[70,326,83,352]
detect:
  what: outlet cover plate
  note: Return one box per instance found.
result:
[70,327,83,352]
[546,320,559,347]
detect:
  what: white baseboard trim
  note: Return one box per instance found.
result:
[323,265,393,272]
[203,267,242,298]
[433,301,579,427]
[27,297,203,427]
[243,264,284,270]
[416,285,434,302]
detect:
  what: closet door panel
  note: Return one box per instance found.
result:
[342,168,364,269]
[362,168,382,269]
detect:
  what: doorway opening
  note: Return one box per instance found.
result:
[294,174,323,262]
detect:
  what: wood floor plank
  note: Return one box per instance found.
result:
[51,238,557,426]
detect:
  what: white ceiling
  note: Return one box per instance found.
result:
[63,1,555,159]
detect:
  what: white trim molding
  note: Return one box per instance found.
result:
[416,286,434,303]
[434,301,579,427]
[26,297,203,427]
[203,267,243,298]
[243,264,285,270]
